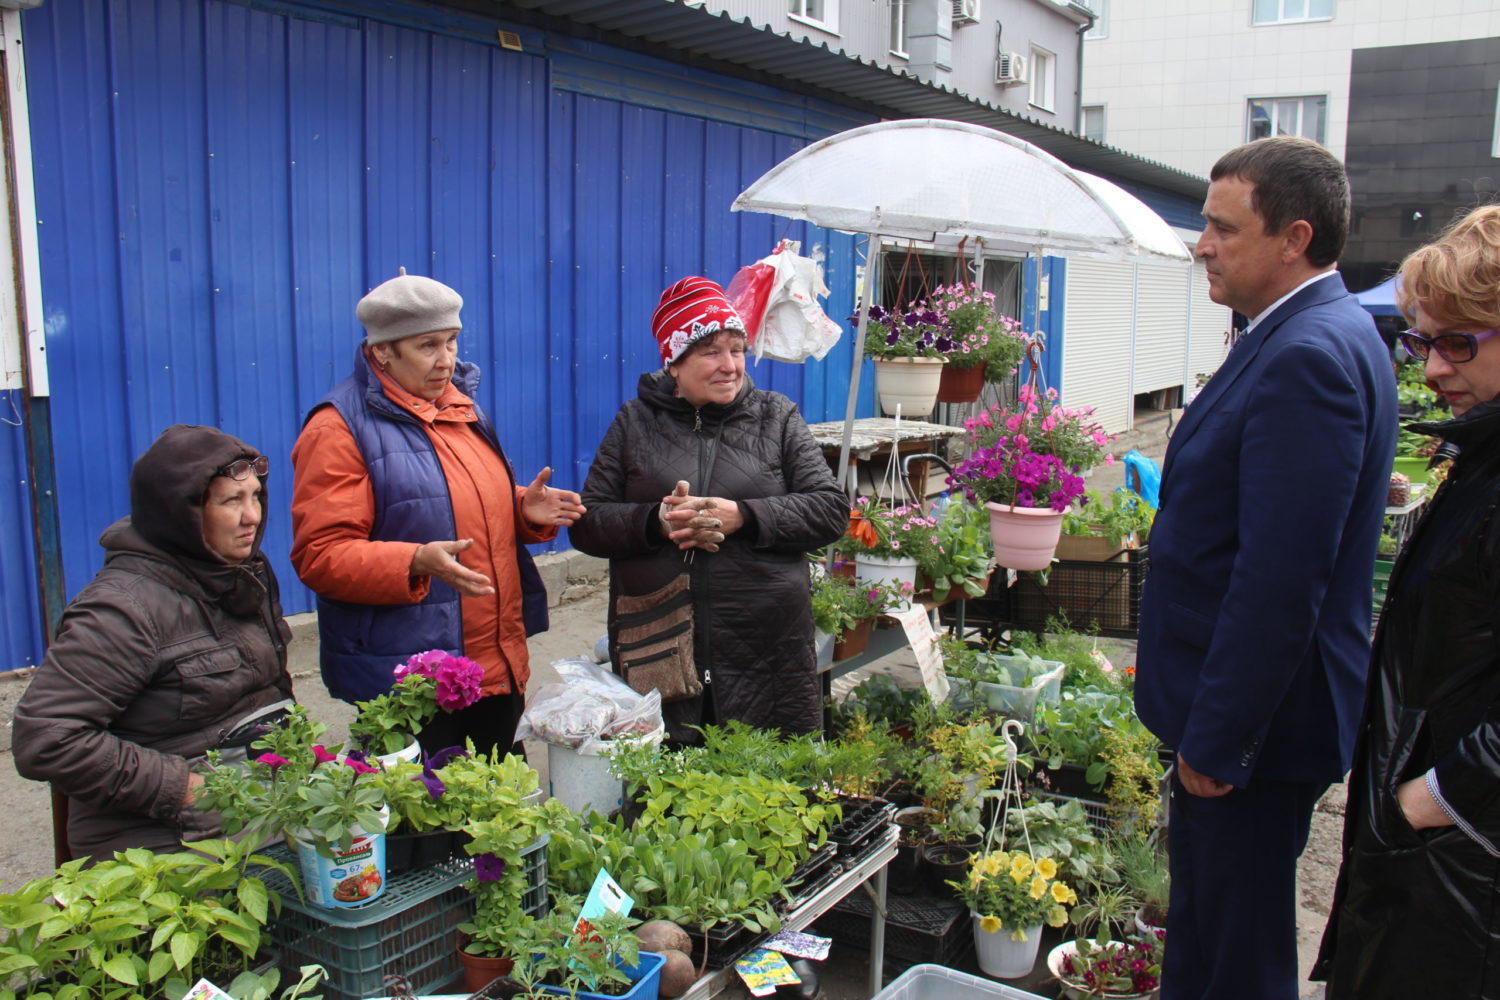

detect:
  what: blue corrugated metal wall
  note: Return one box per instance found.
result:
[16,0,870,655]
[0,418,41,668]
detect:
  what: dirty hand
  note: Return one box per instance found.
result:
[663,489,744,552]
[522,467,587,527]
[658,481,691,540]
[410,539,496,597]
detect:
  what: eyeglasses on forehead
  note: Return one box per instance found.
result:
[218,455,269,481]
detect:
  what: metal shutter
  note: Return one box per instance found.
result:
[1133,261,1191,395]
[1060,259,1135,435]
[1187,260,1232,398]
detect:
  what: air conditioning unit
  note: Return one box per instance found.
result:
[952,0,980,25]
[994,51,1027,85]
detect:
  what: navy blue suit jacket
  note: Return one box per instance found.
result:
[1136,273,1397,787]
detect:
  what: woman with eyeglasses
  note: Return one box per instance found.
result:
[1315,204,1500,998]
[12,425,294,861]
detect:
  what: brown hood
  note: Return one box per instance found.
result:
[128,424,265,563]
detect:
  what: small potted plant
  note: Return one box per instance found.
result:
[1047,930,1165,999]
[477,907,661,1000]
[349,648,485,761]
[927,283,1028,402]
[840,495,941,600]
[948,847,1077,979]
[863,298,950,417]
[948,385,1114,571]
[1057,489,1154,562]
[0,839,298,999]
[919,496,995,603]
[197,706,390,909]
[811,571,900,660]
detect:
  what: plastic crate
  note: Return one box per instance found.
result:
[260,836,549,1000]
[958,548,1149,640]
[872,963,1050,1000]
[816,892,972,971]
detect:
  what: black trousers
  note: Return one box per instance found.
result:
[415,691,527,761]
[1162,769,1327,1000]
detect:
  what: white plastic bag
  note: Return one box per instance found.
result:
[516,658,663,754]
[735,241,844,364]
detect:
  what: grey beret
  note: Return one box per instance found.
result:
[356,271,463,345]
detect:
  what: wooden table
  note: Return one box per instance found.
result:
[806,418,966,501]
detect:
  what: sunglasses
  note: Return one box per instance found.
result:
[1398,328,1500,364]
[217,455,269,481]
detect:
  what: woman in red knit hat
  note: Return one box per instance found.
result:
[571,276,848,741]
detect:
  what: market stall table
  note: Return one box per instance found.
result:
[1385,489,1430,553]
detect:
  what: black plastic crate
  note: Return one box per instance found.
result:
[683,921,764,969]
[956,548,1149,640]
[828,795,895,864]
[815,892,972,971]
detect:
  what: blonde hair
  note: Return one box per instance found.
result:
[1397,203,1500,330]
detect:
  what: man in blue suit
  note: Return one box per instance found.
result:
[1136,136,1397,1000]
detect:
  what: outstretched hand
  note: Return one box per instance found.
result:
[411,539,496,597]
[522,467,587,528]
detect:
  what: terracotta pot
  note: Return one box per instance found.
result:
[832,618,874,661]
[458,942,514,993]
[937,360,986,403]
[873,356,945,418]
[985,502,1066,571]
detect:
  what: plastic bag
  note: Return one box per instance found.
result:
[515,658,663,754]
[728,241,843,364]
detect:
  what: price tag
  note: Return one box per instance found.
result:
[891,605,949,702]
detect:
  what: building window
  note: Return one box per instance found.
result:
[1029,46,1056,111]
[789,0,838,33]
[889,0,909,57]
[1081,105,1106,142]
[1246,95,1327,144]
[1084,0,1108,39]
[1252,0,1333,24]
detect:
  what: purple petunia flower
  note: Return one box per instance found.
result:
[472,853,507,882]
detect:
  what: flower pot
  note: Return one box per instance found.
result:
[985,502,1066,571]
[937,361,987,403]
[536,951,666,1000]
[921,837,980,896]
[891,805,937,896]
[873,357,945,418]
[547,724,665,815]
[375,738,422,768]
[1133,907,1167,937]
[458,945,515,994]
[287,810,389,909]
[973,915,1043,978]
[854,553,919,607]
[1047,940,1160,999]
[832,618,874,661]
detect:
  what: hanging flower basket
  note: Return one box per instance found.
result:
[873,357,945,418]
[938,361,987,403]
[973,915,1044,978]
[985,502,1066,571]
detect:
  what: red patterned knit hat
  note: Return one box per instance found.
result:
[652,276,747,366]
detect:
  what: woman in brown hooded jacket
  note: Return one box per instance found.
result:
[13,424,294,861]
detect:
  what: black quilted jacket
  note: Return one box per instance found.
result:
[570,370,847,740]
[1316,396,1500,998]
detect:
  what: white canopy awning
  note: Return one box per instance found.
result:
[732,118,1191,262]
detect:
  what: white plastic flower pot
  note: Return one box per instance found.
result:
[972,914,1043,979]
[873,357,945,418]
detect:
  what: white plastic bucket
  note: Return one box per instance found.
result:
[374,739,421,769]
[288,813,388,910]
[547,726,664,815]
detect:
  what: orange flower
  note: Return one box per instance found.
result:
[1124,666,1136,676]
[845,510,879,549]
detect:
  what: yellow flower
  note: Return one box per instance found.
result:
[1051,881,1072,903]
[978,914,1002,934]
[1035,857,1059,880]
[969,868,984,891]
[1029,874,1048,900]
[1009,869,1027,885]
[1010,855,1034,879]
[980,853,1005,878]
[1009,925,1031,942]
[1046,904,1068,927]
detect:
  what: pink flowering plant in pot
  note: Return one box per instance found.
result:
[929,283,1028,378]
[840,495,942,565]
[948,385,1115,512]
[1051,931,1165,998]
[350,649,485,756]
[197,704,388,857]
